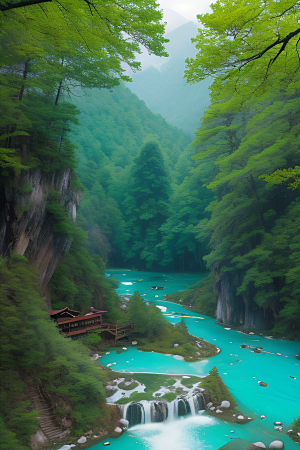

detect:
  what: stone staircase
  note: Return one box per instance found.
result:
[29,387,68,442]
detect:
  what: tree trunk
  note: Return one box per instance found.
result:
[19,60,30,101]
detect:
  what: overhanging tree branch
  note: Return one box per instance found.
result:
[0,0,51,11]
[241,27,300,67]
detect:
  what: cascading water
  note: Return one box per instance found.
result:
[122,394,205,427]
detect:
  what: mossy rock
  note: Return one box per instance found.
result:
[118,380,139,390]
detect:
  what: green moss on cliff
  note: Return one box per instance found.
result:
[164,273,216,318]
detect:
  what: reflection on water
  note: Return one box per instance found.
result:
[88,270,300,450]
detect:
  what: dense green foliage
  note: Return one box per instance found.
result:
[124,141,170,268]
[70,86,198,268]
[69,85,212,271]
[125,292,216,360]
[200,367,237,407]
[0,253,108,449]
[165,273,216,317]
[164,0,300,335]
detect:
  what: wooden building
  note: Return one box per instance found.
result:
[50,306,134,342]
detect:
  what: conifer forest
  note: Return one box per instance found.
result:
[1,1,300,450]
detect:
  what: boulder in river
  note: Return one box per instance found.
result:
[251,443,266,448]
[173,355,184,361]
[269,441,284,449]
[77,436,87,443]
[258,381,267,387]
[114,427,122,433]
[120,419,129,428]
[221,401,230,408]
[237,415,244,420]
[273,421,282,426]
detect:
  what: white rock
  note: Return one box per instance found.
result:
[58,446,73,450]
[216,409,223,413]
[274,426,282,431]
[114,427,122,433]
[249,332,255,335]
[237,415,244,420]
[173,343,179,347]
[210,406,215,410]
[182,376,190,379]
[298,432,300,436]
[120,419,129,427]
[221,401,230,408]
[173,355,184,361]
[92,354,100,360]
[207,402,213,408]
[122,347,127,350]
[132,341,137,345]
[252,443,266,448]
[77,436,87,444]
[269,440,284,449]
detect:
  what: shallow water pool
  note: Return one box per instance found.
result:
[90,270,300,450]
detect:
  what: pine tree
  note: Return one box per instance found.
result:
[124,140,171,269]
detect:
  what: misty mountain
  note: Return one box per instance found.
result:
[128,21,211,137]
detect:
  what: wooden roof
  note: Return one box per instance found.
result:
[57,313,102,325]
[50,307,80,317]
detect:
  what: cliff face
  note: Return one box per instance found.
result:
[0,167,80,311]
[214,271,275,330]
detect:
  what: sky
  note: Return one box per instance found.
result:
[159,0,213,24]
[127,1,213,72]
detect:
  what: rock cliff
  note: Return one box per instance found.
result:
[0,167,80,311]
[214,271,275,330]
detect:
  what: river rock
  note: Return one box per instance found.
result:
[120,419,129,427]
[237,415,244,420]
[274,421,282,426]
[207,402,213,408]
[274,426,282,431]
[251,443,266,448]
[221,401,230,408]
[103,443,110,446]
[260,415,266,420]
[173,343,179,347]
[269,441,284,449]
[77,436,87,443]
[92,354,100,360]
[114,427,122,433]
[210,406,215,410]
[132,341,138,345]
[216,409,223,413]
[173,355,184,361]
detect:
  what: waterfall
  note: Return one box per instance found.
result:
[120,394,205,427]
[140,401,152,424]
[187,393,205,415]
[167,400,176,422]
[123,402,143,426]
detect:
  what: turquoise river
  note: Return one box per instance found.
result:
[90,270,300,450]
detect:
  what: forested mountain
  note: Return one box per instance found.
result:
[182,0,300,337]
[128,22,211,136]
[67,84,213,271]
